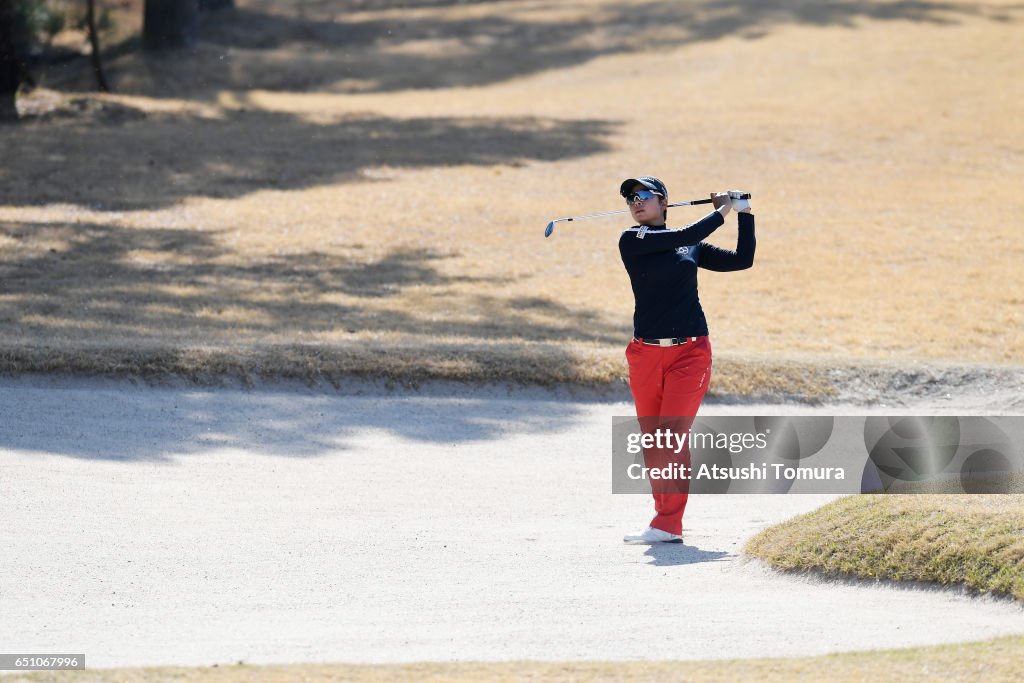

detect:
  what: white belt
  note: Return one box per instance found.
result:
[635,337,699,347]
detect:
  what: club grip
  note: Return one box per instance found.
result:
[688,192,752,205]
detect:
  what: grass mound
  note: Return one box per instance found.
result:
[746,495,1024,600]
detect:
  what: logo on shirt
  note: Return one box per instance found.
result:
[676,246,689,255]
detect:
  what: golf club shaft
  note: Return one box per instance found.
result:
[544,191,751,237]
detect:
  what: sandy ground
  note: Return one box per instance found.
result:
[1,377,1022,670]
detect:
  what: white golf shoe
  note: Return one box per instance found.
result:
[623,526,683,544]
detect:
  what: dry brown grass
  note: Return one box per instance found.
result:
[10,636,1024,682]
[2,0,1022,391]
[746,494,1024,600]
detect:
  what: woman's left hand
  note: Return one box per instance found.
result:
[711,192,731,216]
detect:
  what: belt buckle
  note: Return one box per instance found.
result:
[659,338,673,347]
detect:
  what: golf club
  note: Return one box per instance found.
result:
[544,191,752,238]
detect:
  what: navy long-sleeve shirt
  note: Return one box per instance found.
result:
[618,211,756,339]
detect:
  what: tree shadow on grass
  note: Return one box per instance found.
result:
[0,219,626,346]
[0,217,624,461]
[64,0,1021,96]
[0,109,613,210]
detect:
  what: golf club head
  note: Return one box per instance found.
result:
[544,221,555,238]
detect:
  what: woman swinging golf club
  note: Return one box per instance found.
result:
[618,176,755,544]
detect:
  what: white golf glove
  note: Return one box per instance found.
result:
[730,191,751,213]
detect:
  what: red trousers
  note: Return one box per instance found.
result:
[625,336,712,535]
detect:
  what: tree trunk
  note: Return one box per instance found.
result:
[86,0,111,91]
[0,0,18,122]
[143,0,200,51]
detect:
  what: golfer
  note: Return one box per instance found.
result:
[618,176,755,544]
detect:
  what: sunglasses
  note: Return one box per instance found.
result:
[625,189,663,205]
